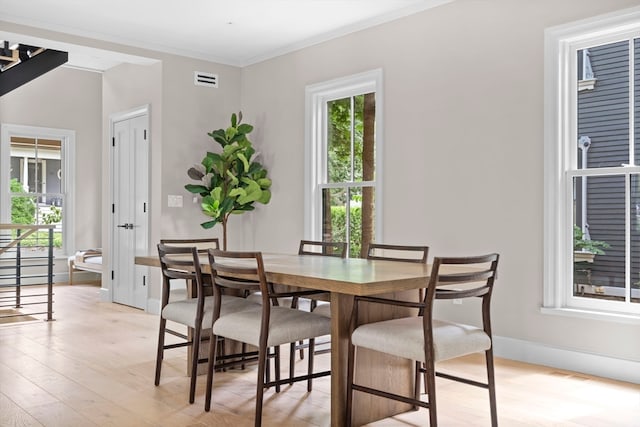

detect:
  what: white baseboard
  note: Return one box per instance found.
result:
[99,287,110,302]
[493,336,640,384]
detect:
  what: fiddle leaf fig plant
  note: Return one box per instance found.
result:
[185,111,271,249]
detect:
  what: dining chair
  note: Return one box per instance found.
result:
[204,249,332,426]
[159,237,219,300]
[245,239,345,381]
[154,243,259,404]
[289,240,347,374]
[346,253,500,427]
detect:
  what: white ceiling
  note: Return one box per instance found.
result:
[0,0,451,70]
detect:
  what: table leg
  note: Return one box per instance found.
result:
[330,292,353,427]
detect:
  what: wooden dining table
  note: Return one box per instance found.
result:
[135,252,432,426]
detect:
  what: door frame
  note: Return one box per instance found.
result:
[107,104,150,307]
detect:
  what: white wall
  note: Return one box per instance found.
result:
[239,0,640,372]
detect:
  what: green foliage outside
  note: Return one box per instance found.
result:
[327,95,364,189]
[42,206,62,225]
[573,225,610,255]
[10,178,35,225]
[330,205,362,258]
[10,178,62,248]
[17,231,62,249]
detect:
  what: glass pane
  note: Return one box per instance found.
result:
[321,186,375,258]
[573,175,622,299]
[327,98,353,183]
[327,93,375,183]
[348,188,362,258]
[577,40,630,168]
[322,187,346,245]
[350,186,375,258]
[9,136,64,252]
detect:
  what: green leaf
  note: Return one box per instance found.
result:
[231,113,237,127]
[257,178,272,189]
[209,129,228,146]
[237,123,253,134]
[237,153,250,173]
[219,197,235,214]
[185,184,209,194]
[209,187,222,201]
[231,205,255,214]
[225,126,238,141]
[226,170,239,186]
[236,180,261,205]
[258,189,271,204]
[201,219,218,229]
[228,188,245,198]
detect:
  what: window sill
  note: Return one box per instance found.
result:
[540,306,640,324]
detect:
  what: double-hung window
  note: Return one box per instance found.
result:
[544,9,640,317]
[1,124,74,257]
[305,70,383,257]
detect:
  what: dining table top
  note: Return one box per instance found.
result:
[135,252,433,296]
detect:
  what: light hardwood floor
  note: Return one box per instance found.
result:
[1,284,639,426]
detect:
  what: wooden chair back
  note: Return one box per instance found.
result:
[157,243,206,305]
[207,249,269,308]
[298,240,347,258]
[365,243,429,263]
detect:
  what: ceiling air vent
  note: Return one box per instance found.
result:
[194,71,218,88]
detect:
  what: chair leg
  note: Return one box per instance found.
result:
[425,357,437,427]
[307,338,315,392]
[289,342,296,385]
[155,317,167,386]
[255,345,268,427]
[486,349,498,427]
[189,323,202,404]
[274,346,281,393]
[204,330,219,412]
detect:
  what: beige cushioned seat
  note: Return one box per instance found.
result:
[213,306,330,347]
[162,294,259,328]
[351,316,491,363]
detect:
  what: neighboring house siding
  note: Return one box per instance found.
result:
[577,40,640,288]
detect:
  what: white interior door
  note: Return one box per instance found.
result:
[111,110,149,309]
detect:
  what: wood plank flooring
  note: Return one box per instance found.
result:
[0,283,638,426]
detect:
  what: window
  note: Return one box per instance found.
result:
[1,124,75,257]
[544,9,640,317]
[304,70,383,257]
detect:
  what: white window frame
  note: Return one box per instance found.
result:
[544,7,640,321]
[304,69,384,247]
[1,124,75,257]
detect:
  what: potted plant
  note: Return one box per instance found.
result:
[573,225,609,263]
[185,111,271,250]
